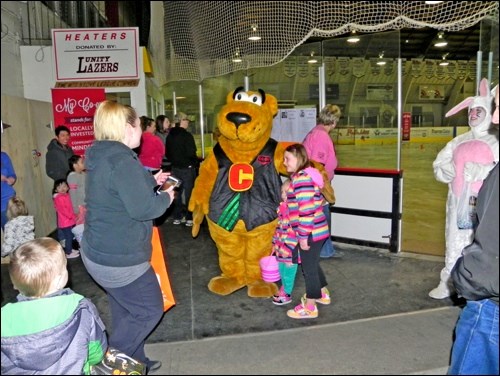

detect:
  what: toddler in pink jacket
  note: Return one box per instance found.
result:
[53,179,79,259]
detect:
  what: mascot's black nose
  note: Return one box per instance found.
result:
[226,112,251,128]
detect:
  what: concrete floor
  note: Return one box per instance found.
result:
[1,219,463,374]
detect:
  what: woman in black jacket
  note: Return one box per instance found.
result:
[81,101,175,374]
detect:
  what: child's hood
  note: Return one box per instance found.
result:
[303,167,324,188]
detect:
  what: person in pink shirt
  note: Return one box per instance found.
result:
[53,179,79,259]
[138,116,165,173]
[302,104,342,258]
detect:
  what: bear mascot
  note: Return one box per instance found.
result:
[189,87,335,298]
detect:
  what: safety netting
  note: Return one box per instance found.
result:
[163,1,498,83]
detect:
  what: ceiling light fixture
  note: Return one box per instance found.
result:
[425,1,443,4]
[232,48,242,63]
[433,31,448,47]
[439,53,449,66]
[376,52,386,66]
[347,30,360,43]
[307,51,318,64]
[248,25,261,41]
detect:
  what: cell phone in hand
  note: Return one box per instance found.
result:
[156,176,181,193]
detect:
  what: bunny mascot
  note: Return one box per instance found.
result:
[429,78,499,299]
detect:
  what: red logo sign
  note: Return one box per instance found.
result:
[228,164,254,191]
[402,112,411,141]
[257,155,271,165]
[51,88,106,156]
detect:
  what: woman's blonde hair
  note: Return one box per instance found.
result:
[9,238,67,298]
[7,196,28,220]
[93,100,138,141]
[318,104,342,126]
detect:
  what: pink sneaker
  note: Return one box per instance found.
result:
[272,286,292,306]
[303,287,331,305]
[287,297,318,319]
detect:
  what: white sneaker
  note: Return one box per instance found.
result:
[185,220,193,227]
[428,281,454,299]
[66,250,80,259]
[181,217,187,224]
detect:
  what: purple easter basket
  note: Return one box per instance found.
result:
[259,255,280,283]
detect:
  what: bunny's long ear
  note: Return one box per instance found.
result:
[490,84,498,99]
[478,77,489,97]
[445,97,474,117]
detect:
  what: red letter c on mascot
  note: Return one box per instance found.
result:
[229,163,254,191]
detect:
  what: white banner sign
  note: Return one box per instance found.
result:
[52,27,140,82]
[271,108,317,142]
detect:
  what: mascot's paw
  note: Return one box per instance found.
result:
[192,223,200,238]
[191,207,205,238]
[247,280,278,298]
[208,276,246,296]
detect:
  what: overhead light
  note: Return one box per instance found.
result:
[307,51,318,64]
[439,53,449,66]
[425,1,443,4]
[232,48,243,63]
[347,30,360,43]
[376,52,386,66]
[433,32,448,47]
[248,25,261,41]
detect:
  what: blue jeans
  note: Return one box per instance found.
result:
[320,204,336,257]
[448,299,499,375]
[58,226,74,254]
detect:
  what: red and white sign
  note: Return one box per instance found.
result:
[52,27,139,82]
[402,112,412,141]
[51,88,106,156]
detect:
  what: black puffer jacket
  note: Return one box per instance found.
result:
[45,139,75,181]
[165,126,198,168]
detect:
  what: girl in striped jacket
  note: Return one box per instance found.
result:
[283,143,331,319]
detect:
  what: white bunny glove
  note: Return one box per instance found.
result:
[434,161,456,183]
[463,162,494,182]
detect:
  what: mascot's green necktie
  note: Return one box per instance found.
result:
[217,193,240,231]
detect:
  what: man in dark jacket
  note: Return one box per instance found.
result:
[448,86,499,375]
[45,125,75,181]
[165,112,199,226]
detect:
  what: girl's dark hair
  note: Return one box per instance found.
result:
[52,179,68,194]
[68,155,82,171]
[284,143,311,172]
[140,116,154,132]
[155,115,167,133]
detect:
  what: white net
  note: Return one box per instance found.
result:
[163,1,498,83]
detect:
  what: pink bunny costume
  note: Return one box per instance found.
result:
[429,78,499,299]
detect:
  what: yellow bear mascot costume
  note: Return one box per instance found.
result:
[189,87,334,298]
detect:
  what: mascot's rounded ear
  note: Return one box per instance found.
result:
[265,91,278,117]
